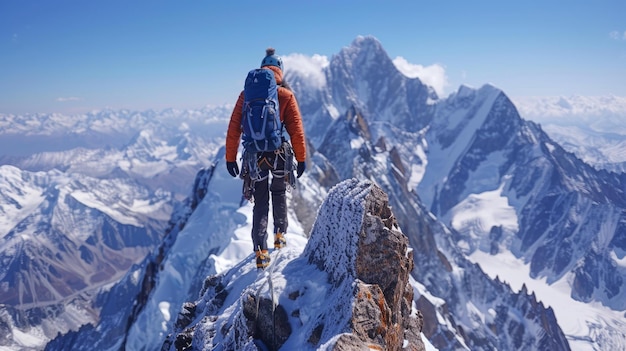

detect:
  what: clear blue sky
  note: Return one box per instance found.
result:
[1,0,625,114]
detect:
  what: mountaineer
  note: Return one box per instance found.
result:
[225,48,307,269]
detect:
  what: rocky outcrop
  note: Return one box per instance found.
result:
[162,179,424,351]
[305,180,422,350]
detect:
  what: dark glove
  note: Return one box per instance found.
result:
[226,161,239,178]
[296,161,306,178]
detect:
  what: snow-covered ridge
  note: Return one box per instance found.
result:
[0,165,50,237]
[161,179,424,351]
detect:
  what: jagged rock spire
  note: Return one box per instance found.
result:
[304,179,423,350]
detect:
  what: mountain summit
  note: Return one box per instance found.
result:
[162,179,424,351]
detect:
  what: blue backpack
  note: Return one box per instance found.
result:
[241,68,283,153]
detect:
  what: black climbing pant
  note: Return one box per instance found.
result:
[251,151,288,251]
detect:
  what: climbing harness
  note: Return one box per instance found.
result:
[240,141,297,202]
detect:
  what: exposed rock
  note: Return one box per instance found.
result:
[241,294,291,350]
[354,184,423,350]
[306,179,424,351]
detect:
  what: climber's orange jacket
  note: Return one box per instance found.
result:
[225,65,306,163]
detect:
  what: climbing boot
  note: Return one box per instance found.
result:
[274,232,286,249]
[256,250,270,269]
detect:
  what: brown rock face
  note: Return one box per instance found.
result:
[339,183,424,351]
[306,180,424,350]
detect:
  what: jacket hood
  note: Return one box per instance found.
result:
[263,65,283,85]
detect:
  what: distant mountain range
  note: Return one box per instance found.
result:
[0,108,230,349]
[513,95,626,172]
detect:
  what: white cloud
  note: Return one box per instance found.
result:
[56,96,82,102]
[512,95,626,128]
[283,53,329,89]
[283,53,450,97]
[609,30,626,40]
[393,56,449,97]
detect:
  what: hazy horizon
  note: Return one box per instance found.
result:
[2,0,625,114]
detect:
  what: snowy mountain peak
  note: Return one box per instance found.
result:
[162,179,424,351]
[339,35,389,65]
[290,36,436,148]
